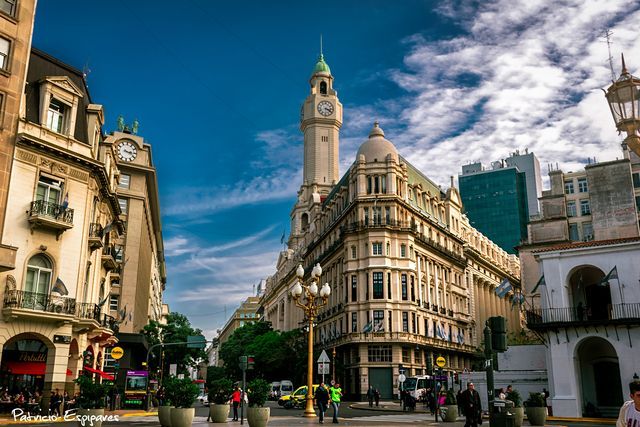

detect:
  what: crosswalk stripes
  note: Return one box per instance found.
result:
[348,414,438,423]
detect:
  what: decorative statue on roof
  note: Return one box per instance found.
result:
[117,115,125,132]
[132,119,139,134]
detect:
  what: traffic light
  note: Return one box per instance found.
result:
[488,316,507,352]
[247,356,255,370]
[426,356,433,373]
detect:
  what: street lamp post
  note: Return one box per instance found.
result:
[604,54,640,157]
[291,263,331,418]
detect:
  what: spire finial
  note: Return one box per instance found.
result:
[320,34,323,58]
[622,52,628,74]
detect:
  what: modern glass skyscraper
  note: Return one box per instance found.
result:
[459,166,529,254]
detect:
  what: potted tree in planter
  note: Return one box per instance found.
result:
[442,389,458,422]
[246,379,270,427]
[506,389,524,427]
[524,392,547,426]
[74,376,108,427]
[208,378,233,423]
[165,377,200,427]
[157,379,173,427]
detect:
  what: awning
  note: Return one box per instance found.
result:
[4,361,46,375]
[83,366,114,381]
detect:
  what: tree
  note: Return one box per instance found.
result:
[142,312,207,379]
[206,366,226,387]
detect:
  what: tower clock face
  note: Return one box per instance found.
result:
[317,101,334,116]
[117,141,137,162]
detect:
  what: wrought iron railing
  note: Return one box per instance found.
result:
[101,314,118,332]
[76,302,102,321]
[89,223,103,238]
[29,200,74,224]
[3,289,76,315]
[103,244,117,257]
[526,303,640,327]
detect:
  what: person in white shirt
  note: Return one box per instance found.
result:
[617,380,640,427]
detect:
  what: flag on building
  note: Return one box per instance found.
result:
[362,322,373,333]
[61,193,69,210]
[52,277,69,296]
[511,292,525,308]
[495,278,513,298]
[599,266,618,285]
[374,321,384,332]
[280,229,285,245]
[531,275,546,293]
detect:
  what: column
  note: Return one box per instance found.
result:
[426,260,432,305]
[417,256,423,306]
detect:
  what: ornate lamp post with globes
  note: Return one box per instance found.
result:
[291,263,331,418]
[604,54,640,156]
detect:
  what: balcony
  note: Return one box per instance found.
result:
[440,307,447,315]
[526,303,640,330]
[432,304,438,312]
[88,223,103,251]
[447,309,454,317]
[325,331,475,353]
[101,244,117,271]
[3,289,76,321]
[27,200,74,239]
[101,314,118,333]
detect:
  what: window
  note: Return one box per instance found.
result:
[582,222,593,241]
[320,81,327,95]
[104,347,116,369]
[351,245,356,259]
[569,223,579,241]
[118,197,128,214]
[637,196,640,212]
[402,312,409,332]
[424,319,429,337]
[0,0,16,17]
[400,244,406,258]
[580,199,591,216]
[401,274,407,300]
[36,175,62,205]
[402,347,410,363]
[368,345,392,362]
[385,207,390,224]
[118,173,131,189]
[372,242,382,256]
[566,201,576,217]
[109,295,119,311]
[351,312,357,332]
[367,176,372,194]
[373,310,384,331]
[115,245,124,262]
[0,36,9,72]
[411,312,416,333]
[387,272,391,300]
[410,276,415,301]
[414,348,422,364]
[364,207,369,225]
[25,254,52,295]
[578,178,588,193]
[46,98,68,133]
[633,173,640,188]
[388,310,392,333]
[373,206,382,225]
[564,180,574,194]
[373,272,383,299]
[351,275,357,302]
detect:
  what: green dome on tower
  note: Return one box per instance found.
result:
[312,54,331,75]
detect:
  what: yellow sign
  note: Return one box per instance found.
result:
[436,356,446,368]
[111,347,124,360]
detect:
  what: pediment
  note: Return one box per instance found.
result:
[41,76,84,98]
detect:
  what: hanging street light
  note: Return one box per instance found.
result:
[604,54,640,156]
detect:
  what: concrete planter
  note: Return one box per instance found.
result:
[158,405,174,427]
[170,407,195,427]
[209,403,230,423]
[442,405,458,422]
[525,407,547,426]
[246,406,270,427]
[76,408,105,427]
[512,407,524,427]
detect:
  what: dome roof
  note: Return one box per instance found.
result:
[312,54,331,75]
[356,122,398,162]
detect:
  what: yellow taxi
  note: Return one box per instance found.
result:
[278,384,320,409]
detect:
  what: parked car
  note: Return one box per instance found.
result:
[278,384,319,409]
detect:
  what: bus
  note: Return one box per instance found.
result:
[123,370,148,408]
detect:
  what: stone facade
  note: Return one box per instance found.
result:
[261,55,521,400]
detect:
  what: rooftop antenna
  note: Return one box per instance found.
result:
[320,34,323,57]
[602,29,617,82]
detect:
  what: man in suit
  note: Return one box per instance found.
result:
[460,383,482,427]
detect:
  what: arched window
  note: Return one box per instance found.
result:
[25,254,52,295]
[320,81,327,95]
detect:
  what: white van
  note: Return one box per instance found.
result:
[269,381,281,400]
[280,380,294,397]
[403,375,432,400]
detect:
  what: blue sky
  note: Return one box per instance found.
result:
[34,0,640,338]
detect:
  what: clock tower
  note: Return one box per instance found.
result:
[289,53,343,247]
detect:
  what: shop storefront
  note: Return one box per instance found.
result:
[0,338,48,394]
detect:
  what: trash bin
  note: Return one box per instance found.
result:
[490,399,515,427]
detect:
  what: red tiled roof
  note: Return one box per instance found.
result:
[532,236,640,253]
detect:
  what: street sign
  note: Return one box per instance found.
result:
[398,374,406,383]
[435,375,448,380]
[111,347,124,360]
[436,356,446,368]
[239,355,248,370]
[318,363,330,375]
[318,350,330,363]
[187,335,207,349]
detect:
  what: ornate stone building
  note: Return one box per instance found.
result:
[261,54,521,400]
[0,49,122,405]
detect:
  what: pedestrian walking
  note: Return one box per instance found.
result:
[617,380,640,427]
[374,387,380,407]
[329,382,343,424]
[231,385,241,421]
[315,382,330,424]
[460,382,482,427]
[366,385,374,407]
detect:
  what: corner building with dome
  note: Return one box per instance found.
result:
[260,54,522,400]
